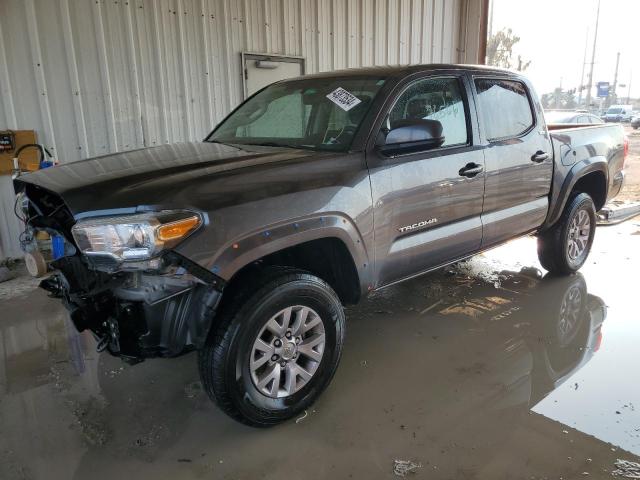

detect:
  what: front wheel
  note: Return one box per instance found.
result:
[198,270,345,427]
[537,193,597,274]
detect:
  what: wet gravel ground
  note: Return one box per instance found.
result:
[618,125,640,203]
[1,221,639,479]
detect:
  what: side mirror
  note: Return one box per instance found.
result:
[377,119,445,155]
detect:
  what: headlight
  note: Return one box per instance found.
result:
[71,210,201,264]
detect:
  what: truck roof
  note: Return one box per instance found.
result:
[298,63,520,80]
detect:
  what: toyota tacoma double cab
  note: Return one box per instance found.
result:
[14,65,627,426]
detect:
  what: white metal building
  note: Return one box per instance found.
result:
[0,0,488,259]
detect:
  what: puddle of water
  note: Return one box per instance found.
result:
[531,223,640,455]
[533,319,640,455]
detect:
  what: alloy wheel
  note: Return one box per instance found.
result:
[249,306,326,398]
[567,209,591,261]
[557,285,583,345]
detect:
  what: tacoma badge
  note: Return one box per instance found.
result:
[398,218,438,233]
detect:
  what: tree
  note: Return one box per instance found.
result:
[486,28,531,71]
[541,89,577,109]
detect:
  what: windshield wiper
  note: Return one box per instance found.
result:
[244,142,317,151]
[206,139,234,146]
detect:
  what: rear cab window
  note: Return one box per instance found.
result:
[474,78,535,141]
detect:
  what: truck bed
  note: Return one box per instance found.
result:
[546,123,606,131]
[546,123,626,226]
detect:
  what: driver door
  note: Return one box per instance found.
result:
[367,75,485,287]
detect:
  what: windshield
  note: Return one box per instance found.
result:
[607,108,623,114]
[544,111,576,123]
[208,76,387,151]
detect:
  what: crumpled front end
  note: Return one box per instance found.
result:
[16,181,223,362]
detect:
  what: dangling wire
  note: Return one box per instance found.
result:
[12,143,55,252]
[14,194,35,251]
[13,143,53,172]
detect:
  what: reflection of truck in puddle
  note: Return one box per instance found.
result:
[428,268,605,409]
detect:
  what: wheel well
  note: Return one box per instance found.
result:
[572,171,607,211]
[221,238,361,307]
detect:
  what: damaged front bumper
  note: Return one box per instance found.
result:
[41,253,223,362]
[15,181,224,362]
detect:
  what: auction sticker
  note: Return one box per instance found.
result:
[326,87,362,111]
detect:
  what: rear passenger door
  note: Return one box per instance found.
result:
[368,75,485,287]
[473,77,553,248]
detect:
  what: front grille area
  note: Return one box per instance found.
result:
[86,254,120,271]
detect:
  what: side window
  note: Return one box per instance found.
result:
[577,116,590,124]
[474,78,534,140]
[388,77,468,147]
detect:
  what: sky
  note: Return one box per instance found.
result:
[490,0,639,102]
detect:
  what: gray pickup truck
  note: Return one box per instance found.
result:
[14,65,627,426]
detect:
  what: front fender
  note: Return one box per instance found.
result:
[202,213,372,294]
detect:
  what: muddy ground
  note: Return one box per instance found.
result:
[1,220,639,479]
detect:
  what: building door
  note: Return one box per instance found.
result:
[243,53,305,98]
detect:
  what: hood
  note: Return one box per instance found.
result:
[15,142,319,216]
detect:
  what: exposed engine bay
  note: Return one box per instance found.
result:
[16,183,223,363]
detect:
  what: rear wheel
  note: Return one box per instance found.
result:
[198,269,345,427]
[537,193,596,274]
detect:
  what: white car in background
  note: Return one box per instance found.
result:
[603,105,634,123]
[545,110,604,125]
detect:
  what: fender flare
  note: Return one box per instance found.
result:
[542,157,608,230]
[208,213,372,294]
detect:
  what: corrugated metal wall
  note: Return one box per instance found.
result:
[0,0,484,259]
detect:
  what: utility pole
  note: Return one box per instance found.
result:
[628,72,633,104]
[585,0,601,110]
[609,52,620,108]
[488,0,494,38]
[578,28,589,107]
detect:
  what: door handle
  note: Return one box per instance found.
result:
[459,162,484,178]
[531,150,549,163]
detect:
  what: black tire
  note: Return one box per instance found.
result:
[198,269,345,427]
[537,193,596,274]
[538,274,590,376]
[540,274,588,348]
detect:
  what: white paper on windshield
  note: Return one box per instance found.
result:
[326,87,362,111]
